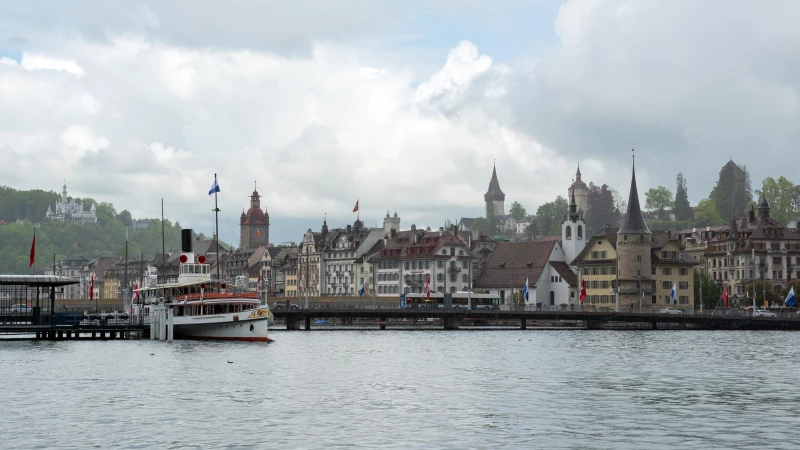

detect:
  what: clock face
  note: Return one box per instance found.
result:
[253,226,266,242]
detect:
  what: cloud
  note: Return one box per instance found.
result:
[21,54,85,75]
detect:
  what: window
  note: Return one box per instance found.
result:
[601,251,607,258]
[601,267,608,275]
[679,296,689,305]
[583,267,589,275]
[651,295,657,304]
[637,255,642,262]
[462,261,468,269]
[663,268,672,276]
[679,281,688,289]
[611,267,617,275]
[566,225,572,240]
[651,267,656,275]
[601,280,609,289]
[577,226,583,239]
[665,295,671,304]
[679,268,688,276]
[591,281,599,289]
[592,251,599,259]
[773,257,782,265]
[592,267,599,275]
[662,281,671,289]
[405,262,409,270]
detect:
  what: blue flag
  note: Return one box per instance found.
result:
[524,277,529,302]
[785,287,796,308]
[208,177,220,195]
[359,277,366,298]
[671,283,677,306]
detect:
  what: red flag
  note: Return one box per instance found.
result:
[579,280,587,302]
[89,275,94,302]
[29,231,36,267]
[425,276,431,299]
[74,241,77,248]
[722,286,729,308]
[353,200,359,213]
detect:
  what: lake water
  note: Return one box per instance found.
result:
[1,329,798,449]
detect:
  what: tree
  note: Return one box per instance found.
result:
[755,176,796,224]
[116,210,133,227]
[710,161,753,218]
[535,196,569,236]
[587,183,621,232]
[694,271,721,310]
[693,198,724,226]
[611,188,626,214]
[470,217,491,235]
[674,173,692,221]
[525,220,539,237]
[645,186,674,220]
[509,201,527,221]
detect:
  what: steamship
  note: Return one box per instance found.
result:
[134,229,271,342]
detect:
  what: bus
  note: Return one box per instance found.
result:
[403,292,499,310]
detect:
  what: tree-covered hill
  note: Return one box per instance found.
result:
[0,186,228,274]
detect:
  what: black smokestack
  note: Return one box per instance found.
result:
[181,229,193,253]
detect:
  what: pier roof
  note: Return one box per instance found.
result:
[0,275,80,286]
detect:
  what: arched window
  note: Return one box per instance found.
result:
[565,225,572,240]
[577,225,583,239]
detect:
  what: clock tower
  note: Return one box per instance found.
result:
[239,184,270,249]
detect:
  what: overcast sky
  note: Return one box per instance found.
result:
[1,0,798,246]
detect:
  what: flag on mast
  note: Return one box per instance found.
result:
[29,230,36,267]
[208,177,221,195]
[89,275,94,302]
[722,286,729,308]
[785,287,796,308]
[579,280,587,302]
[359,277,366,298]
[671,283,677,306]
[353,200,359,213]
[524,278,529,302]
[425,276,431,299]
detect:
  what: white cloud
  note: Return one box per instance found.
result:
[20,54,85,76]
[59,125,109,155]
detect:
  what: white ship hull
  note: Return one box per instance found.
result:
[174,307,270,341]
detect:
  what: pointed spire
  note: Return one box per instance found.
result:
[484,162,505,199]
[618,149,651,235]
[576,163,582,182]
[569,183,577,214]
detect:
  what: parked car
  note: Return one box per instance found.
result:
[273,300,299,310]
[11,304,32,313]
[754,309,777,318]
[660,308,683,315]
[725,309,745,317]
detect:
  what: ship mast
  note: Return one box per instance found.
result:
[214,173,221,281]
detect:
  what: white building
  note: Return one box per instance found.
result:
[46,183,97,224]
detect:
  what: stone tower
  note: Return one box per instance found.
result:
[568,164,589,214]
[616,152,652,306]
[484,163,506,217]
[562,186,586,265]
[239,184,269,249]
[383,211,401,234]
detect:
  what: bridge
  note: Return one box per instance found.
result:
[272,308,800,331]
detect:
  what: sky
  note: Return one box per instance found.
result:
[1,0,799,246]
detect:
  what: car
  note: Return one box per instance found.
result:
[272,300,299,310]
[725,309,745,317]
[660,308,683,315]
[754,309,776,318]
[11,304,32,313]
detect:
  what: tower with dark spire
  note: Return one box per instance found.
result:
[616,149,652,305]
[239,182,270,249]
[484,163,506,218]
[568,163,589,214]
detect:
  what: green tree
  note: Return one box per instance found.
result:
[694,271,721,310]
[470,217,491,235]
[645,186,674,220]
[525,220,539,237]
[536,196,569,236]
[755,176,795,224]
[116,209,133,227]
[674,173,692,221]
[96,202,117,226]
[693,198,724,226]
[587,183,621,232]
[710,161,752,218]
[509,201,527,221]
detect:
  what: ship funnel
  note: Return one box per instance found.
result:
[181,229,194,264]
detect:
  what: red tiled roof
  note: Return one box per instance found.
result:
[551,261,577,287]
[473,240,557,288]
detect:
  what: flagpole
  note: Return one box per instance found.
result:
[214,173,221,281]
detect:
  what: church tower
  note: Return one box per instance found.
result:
[383,211,401,235]
[484,163,506,217]
[562,186,586,265]
[239,183,270,249]
[568,164,589,214]
[616,151,652,306]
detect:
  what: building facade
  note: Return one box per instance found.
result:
[46,183,97,224]
[239,187,269,250]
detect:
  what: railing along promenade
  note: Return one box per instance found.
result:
[271,304,800,331]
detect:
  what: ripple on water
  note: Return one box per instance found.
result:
[1,331,799,449]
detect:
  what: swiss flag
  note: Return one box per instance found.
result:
[29,230,35,267]
[353,200,359,213]
[722,286,729,308]
[425,276,431,299]
[579,280,587,302]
